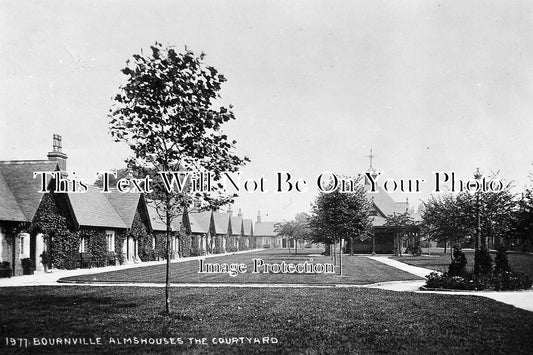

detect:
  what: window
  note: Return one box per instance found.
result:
[19,233,30,257]
[106,230,115,252]
[79,237,86,253]
[369,210,378,216]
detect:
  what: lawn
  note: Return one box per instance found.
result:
[60,249,422,285]
[392,249,533,279]
[0,286,532,354]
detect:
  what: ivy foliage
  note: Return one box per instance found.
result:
[31,194,79,269]
[80,229,107,267]
[115,231,126,265]
[448,247,468,277]
[129,211,152,261]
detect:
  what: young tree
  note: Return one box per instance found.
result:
[275,213,312,255]
[293,212,312,254]
[385,212,420,256]
[343,189,373,256]
[309,176,372,274]
[309,189,346,265]
[108,43,248,314]
[511,189,533,251]
[275,220,297,254]
[422,194,474,255]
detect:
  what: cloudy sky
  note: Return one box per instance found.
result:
[1,0,532,222]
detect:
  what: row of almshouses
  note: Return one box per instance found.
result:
[0,160,255,275]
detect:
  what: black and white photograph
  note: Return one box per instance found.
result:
[1,1,532,354]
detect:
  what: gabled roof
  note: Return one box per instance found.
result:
[105,191,143,228]
[0,160,59,222]
[243,219,253,236]
[0,169,26,222]
[366,185,405,217]
[365,181,413,227]
[230,216,243,236]
[188,211,212,234]
[254,221,277,237]
[145,201,182,232]
[68,186,127,229]
[212,211,230,234]
[371,215,388,227]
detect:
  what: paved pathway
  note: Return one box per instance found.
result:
[0,248,268,287]
[2,251,532,313]
[367,256,434,278]
[368,256,533,313]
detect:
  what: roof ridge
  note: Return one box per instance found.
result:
[0,160,56,165]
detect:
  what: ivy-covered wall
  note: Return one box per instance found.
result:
[153,231,167,259]
[31,193,79,270]
[115,231,126,264]
[189,234,201,256]
[129,211,154,262]
[214,234,227,254]
[80,228,107,267]
[180,232,192,258]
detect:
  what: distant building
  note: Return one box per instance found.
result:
[351,150,421,254]
[253,211,277,248]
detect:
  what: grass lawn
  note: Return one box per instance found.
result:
[1,286,532,354]
[60,249,422,285]
[392,249,533,279]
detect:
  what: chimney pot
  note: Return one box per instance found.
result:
[47,134,68,171]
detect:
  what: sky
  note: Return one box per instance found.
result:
[1,0,532,222]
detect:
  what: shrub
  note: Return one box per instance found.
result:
[0,262,11,278]
[491,271,533,291]
[448,247,467,276]
[425,269,532,291]
[40,251,51,267]
[21,258,35,270]
[494,246,511,273]
[474,246,492,277]
[425,272,476,290]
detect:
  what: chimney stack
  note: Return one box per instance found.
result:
[238,208,242,217]
[228,205,233,216]
[257,210,262,223]
[47,134,68,171]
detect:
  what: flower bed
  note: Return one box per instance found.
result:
[423,246,533,291]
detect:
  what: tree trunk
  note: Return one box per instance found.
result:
[295,239,298,255]
[350,236,354,256]
[450,237,454,261]
[165,202,171,314]
[339,238,343,276]
[332,241,336,266]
